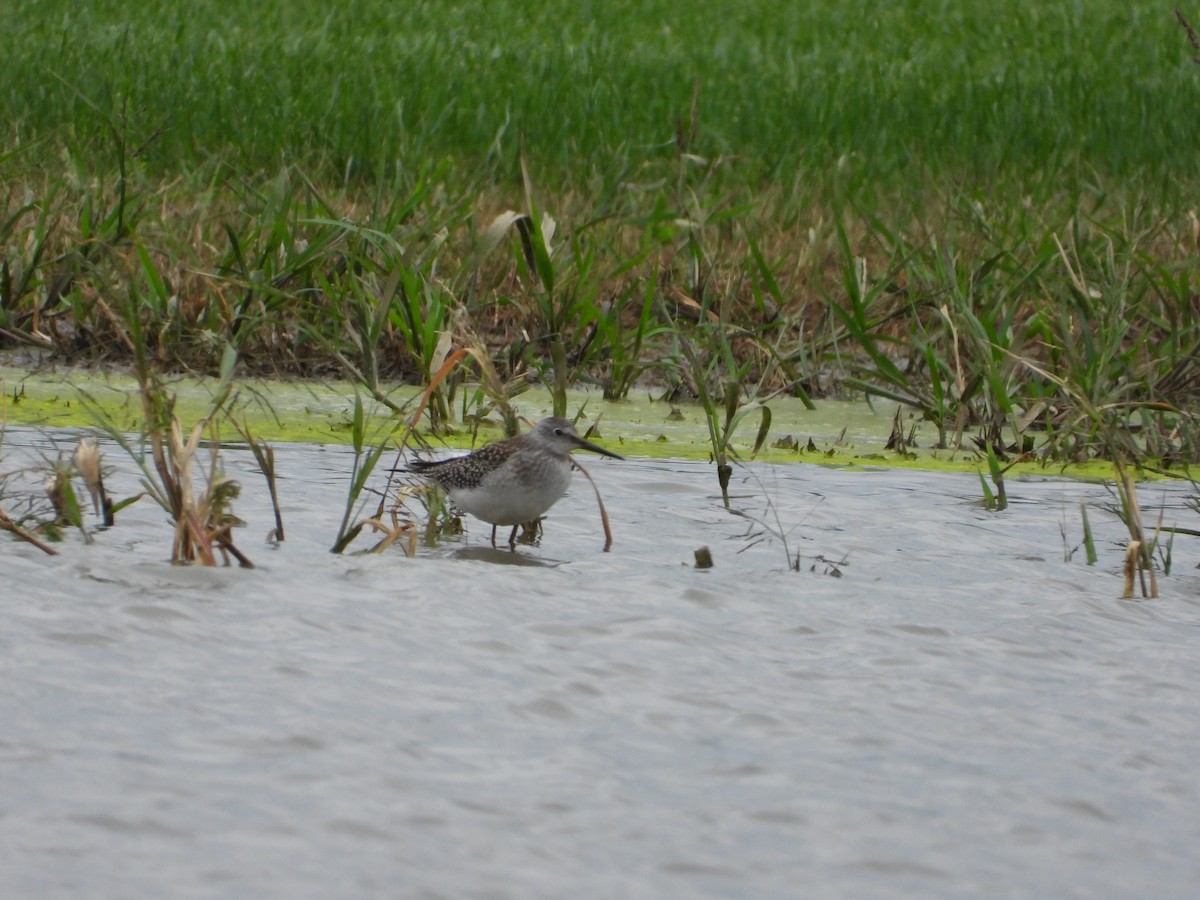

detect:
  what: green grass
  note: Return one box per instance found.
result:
[6,0,1199,193]
[2,0,1200,471]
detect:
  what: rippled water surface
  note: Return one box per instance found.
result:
[2,427,1199,898]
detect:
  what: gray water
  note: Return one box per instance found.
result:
[2,427,1199,899]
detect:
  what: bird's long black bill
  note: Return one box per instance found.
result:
[572,437,624,460]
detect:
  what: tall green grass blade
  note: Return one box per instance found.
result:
[1080,498,1097,565]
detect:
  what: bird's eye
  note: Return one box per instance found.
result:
[554,428,565,436]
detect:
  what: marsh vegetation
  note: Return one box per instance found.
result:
[2,2,1198,461]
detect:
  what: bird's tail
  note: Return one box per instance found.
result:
[404,457,444,474]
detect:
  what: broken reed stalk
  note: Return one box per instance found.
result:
[1113,458,1157,599]
[570,458,614,551]
[0,505,59,555]
[73,437,113,526]
[1123,541,1142,600]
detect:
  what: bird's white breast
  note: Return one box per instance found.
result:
[447,456,574,525]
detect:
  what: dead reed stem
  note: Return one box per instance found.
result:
[570,458,615,552]
[0,505,59,555]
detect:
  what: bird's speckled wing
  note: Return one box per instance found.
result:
[407,438,522,491]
